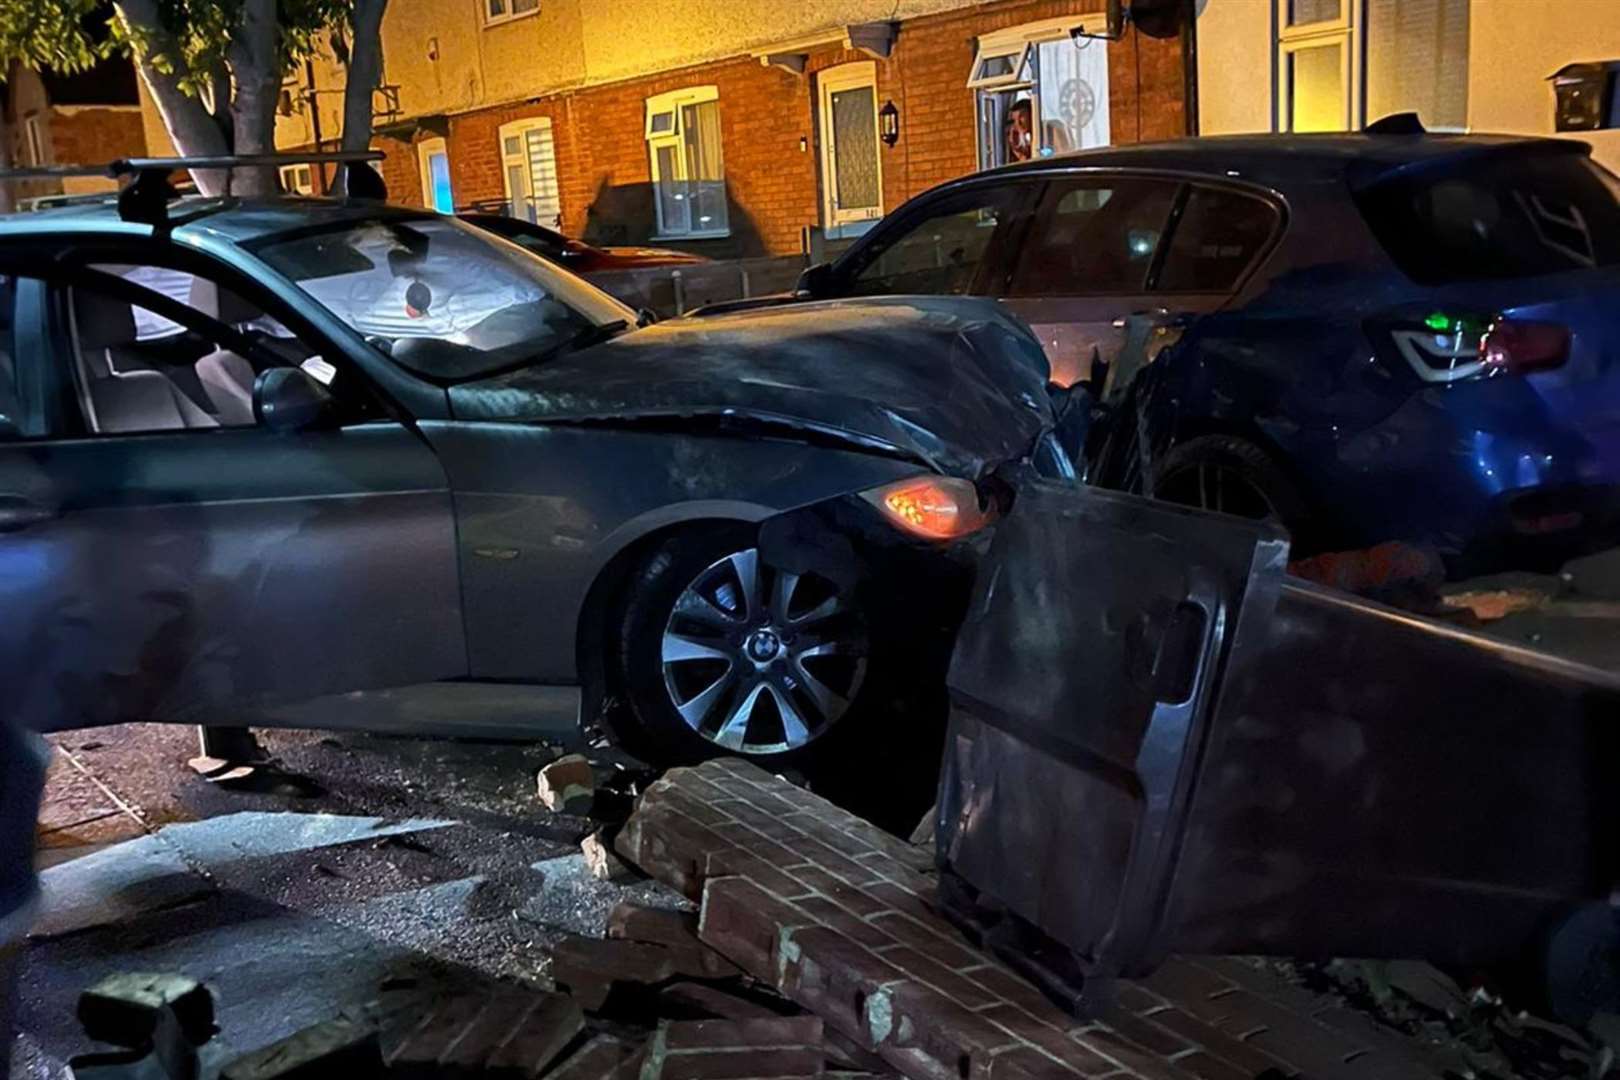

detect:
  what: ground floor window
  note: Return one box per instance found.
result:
[1275,0,1468,132]
[646,86,729,238]
[969,20,1111,171]
[279,163,314,195]
[499,117,562,228]
[417,137,454,213]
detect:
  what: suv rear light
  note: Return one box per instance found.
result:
[1480,319,1570,376]
[862,476,996,541]
[1384,312,1569,383]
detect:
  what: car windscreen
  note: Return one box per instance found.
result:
[254,216,633,381]
[1356,149,1620,285]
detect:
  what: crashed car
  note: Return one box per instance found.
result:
[0,162,1062,776]
[781,126,1620,569]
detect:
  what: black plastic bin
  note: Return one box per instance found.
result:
[937,481,1620,1016]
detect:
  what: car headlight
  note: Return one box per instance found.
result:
[861,476,997,541]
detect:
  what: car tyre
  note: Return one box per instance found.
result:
[607,525,878,768]
[1153,435,1315,548]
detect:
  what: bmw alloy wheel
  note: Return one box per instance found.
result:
[660,548,867,755]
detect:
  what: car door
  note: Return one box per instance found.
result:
[0,249,466,734]
[835,179,1041,301]
[1001,178,1285,389]
[994,175,1186,388]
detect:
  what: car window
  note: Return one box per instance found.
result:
[1155,186,1281,293]
[0,275,19,437]
[841,185,1031,298]
[255,216,632,382]
[1355,151,1620,285]
[61,265,343,435]
[1006,179,1180,297]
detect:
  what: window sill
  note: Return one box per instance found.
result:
[651,230,730,241]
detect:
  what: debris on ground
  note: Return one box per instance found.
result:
[581,831,636,883]
[537,755,597,814]
[221,1016,383,1079]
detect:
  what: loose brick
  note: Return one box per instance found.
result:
[792,867,891,917]
[484,993,585,1077]
[972,1006,1119,1076]
[876,981,1026,1080]
[705,851,817,902]
[791,896,898,950]
[388,994,491,1073]
[549,936,677,1007]
[537,755,595,813]
[775,926,912,1047]
[221,1017,381,1080]
[876,948,1003,1012]
[699,877,821,980]
[544,1035,644,1080]
[866,912,985,972]
[606,904,741,979]
[982,1045,1092,1080]
[644,1018,825,1080]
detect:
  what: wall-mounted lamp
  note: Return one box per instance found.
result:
[879,100,900,147]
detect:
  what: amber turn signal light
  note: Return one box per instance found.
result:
[861,476,996,541]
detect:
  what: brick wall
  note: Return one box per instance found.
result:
[48,107,146,169]
[417,0,1186,257]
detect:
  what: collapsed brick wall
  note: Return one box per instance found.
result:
[420,0,1186,257]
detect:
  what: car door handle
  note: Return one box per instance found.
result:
[0,496,55,532]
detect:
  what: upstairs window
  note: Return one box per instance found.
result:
[279,163,314,195]
[484,0,538,27]
[645,86,728,238]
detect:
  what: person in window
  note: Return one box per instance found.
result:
[1005,99,1034,163]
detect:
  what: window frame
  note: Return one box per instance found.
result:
[279,163,315,195]
[417,137,454,212]
[1274,0,1358,132]
[498,117,562,228]
[967,16,1113,170]
[644,85,729,240]
[22,116,46,168]
[482,0,539,29]
[1005,176,1184,299]
[817,61,885,232]
[1148,181,1288,296]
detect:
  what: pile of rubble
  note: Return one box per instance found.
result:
[67,759,1468,1080]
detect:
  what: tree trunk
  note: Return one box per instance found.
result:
[340,0,388,194]
[113,0,230,195]
[225,0,280,196]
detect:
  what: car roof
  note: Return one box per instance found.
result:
[974,132,1589,190]
[0,194,436,245]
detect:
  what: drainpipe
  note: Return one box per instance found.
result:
[306,56,326,192]
[1182,0,1200,136]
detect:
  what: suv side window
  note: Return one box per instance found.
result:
[842,184,1032,297]
[0,275,18,436]
[60,264,355,435]
[1007,179,1181,297]
[1155,186,1280,293]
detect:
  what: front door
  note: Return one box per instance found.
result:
[818,62,884,237]
[0,253,465,733]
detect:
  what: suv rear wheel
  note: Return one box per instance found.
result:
[1154,435,1313,546]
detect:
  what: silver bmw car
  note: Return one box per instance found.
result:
[0,190,1062,774]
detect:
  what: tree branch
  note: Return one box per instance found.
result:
[340,0,386,155]
[112,0,229,194]
[224,0,279,195]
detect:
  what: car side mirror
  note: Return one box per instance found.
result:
[253,367,339,432]
[795,261,836,299]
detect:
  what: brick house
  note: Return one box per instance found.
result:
[4,58,147,205]
[233,0,1192,259]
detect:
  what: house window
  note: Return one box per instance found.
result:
[498,118,562,228]
[417,137,454,213]
[1275,0,1468,132]
[279,164,314,195]
[483,0,538,27]
[967,17,1111,172]
[645,86,728,238]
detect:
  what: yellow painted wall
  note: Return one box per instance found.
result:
[1467,0,1620,173]
[1194,0,1273,134]
[576,0,979,86]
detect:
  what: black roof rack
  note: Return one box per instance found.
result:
[0,150,387,226]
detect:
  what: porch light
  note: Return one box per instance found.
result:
[879,100,900,146]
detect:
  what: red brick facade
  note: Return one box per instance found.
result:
[377,0,1187,257]
[48,107,147,170]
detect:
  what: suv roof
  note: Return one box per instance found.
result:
[980,132,1588,190]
